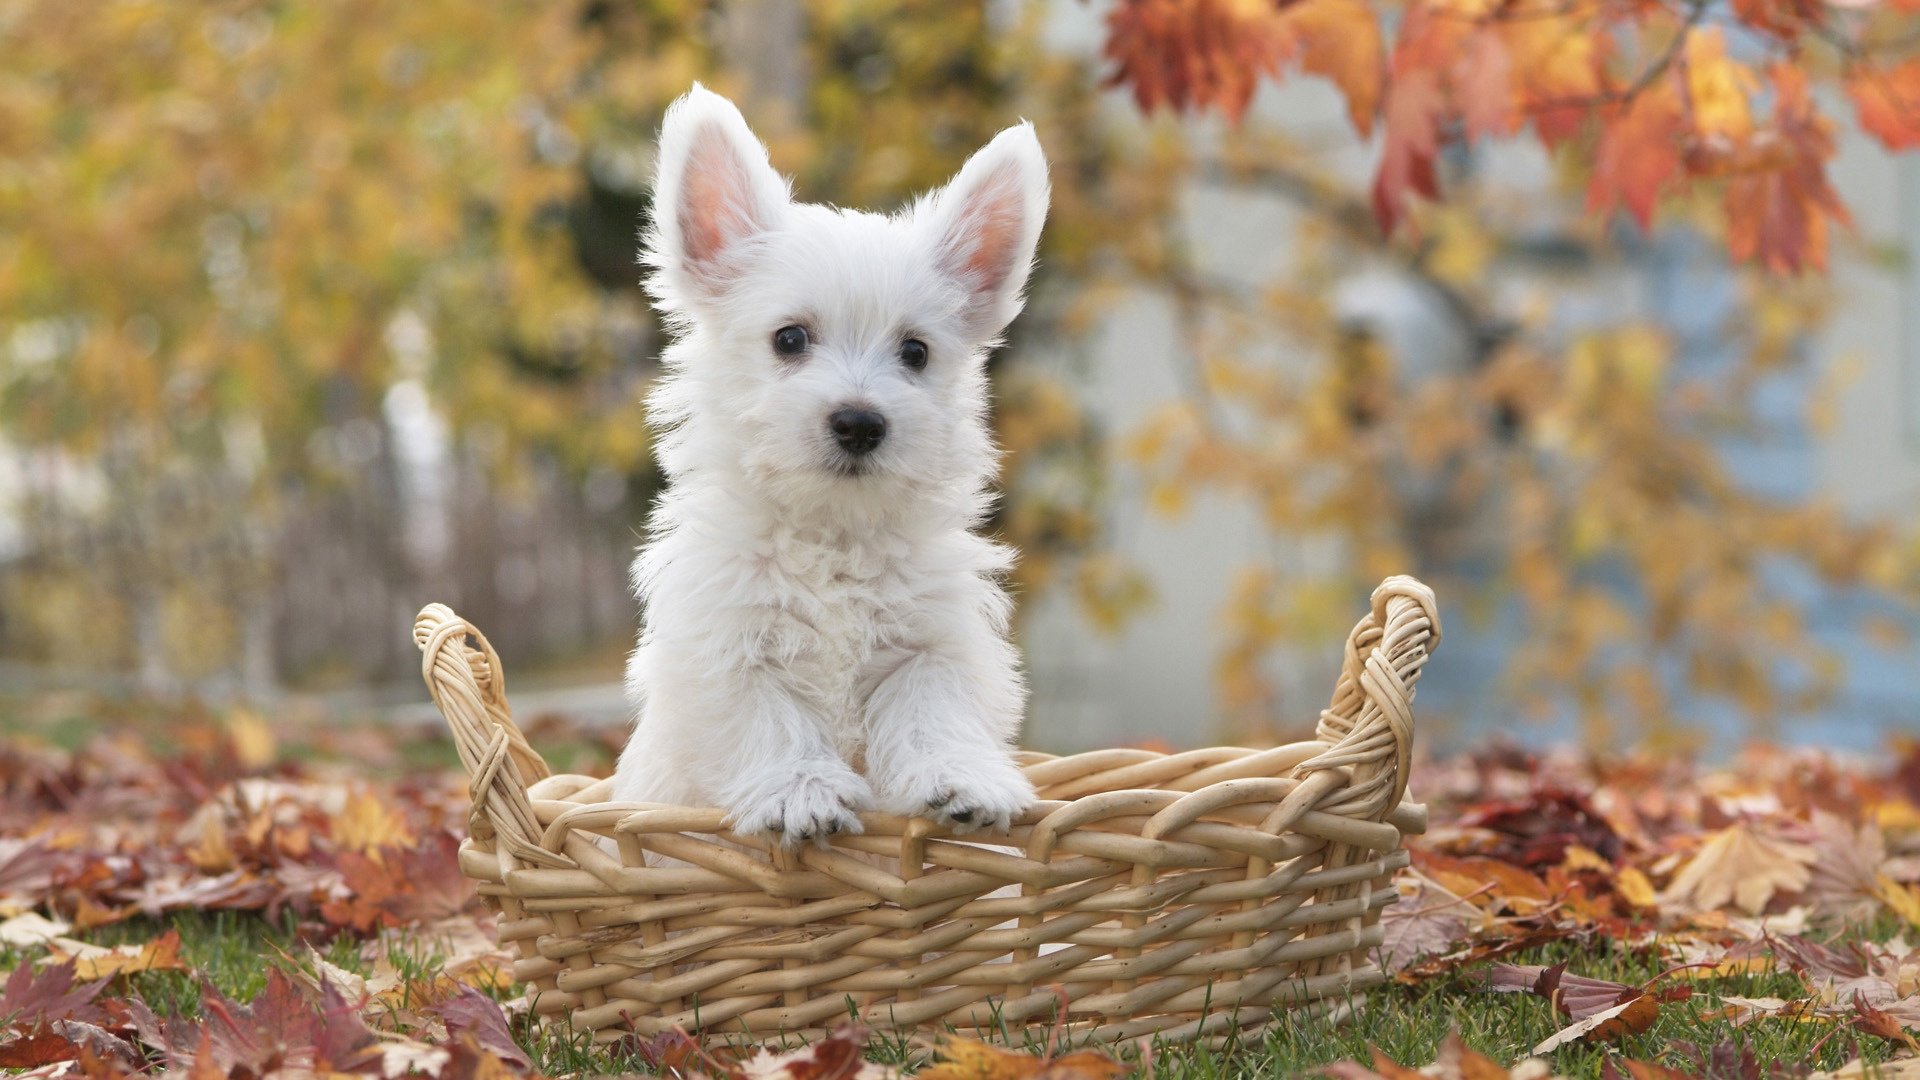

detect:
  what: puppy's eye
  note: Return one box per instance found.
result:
[773,325,810,357]
[899,339,928,372]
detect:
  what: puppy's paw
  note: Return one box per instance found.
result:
[728,769,871,848]
[886,757,1034,835]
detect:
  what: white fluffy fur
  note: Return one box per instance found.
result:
[610,85,1051,847]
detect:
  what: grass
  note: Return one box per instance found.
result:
[1,911,1894,1079]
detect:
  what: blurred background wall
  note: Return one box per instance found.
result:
[5,0,1918,754]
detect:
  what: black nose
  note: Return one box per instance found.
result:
[828,408,887,456]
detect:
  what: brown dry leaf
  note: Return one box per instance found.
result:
[728,1025,898,1080]
[1854,992,1920,1051]
[1802,812,1886,924]
[916,1035,1127,1080]
[1704,995,1809,1025]
[1380,874,1480,969]
[1530,993,1660,1053]
[1483,962,1687,1021]
[1413,852,1553,915]
[0,1020,140,1070]
[184,810,237,874]
[67,898,127,933]
[52,930,189,981]
[1661,821,1816,915]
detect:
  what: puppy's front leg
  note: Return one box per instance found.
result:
[864,628,1033,834]
[626,643,871,847]
[717,671,873,845]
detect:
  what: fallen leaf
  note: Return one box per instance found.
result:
[0,963,106,1031]
[51,930,188,981]
[0,913,70,949]
[331,788,419,857]
[223,709,278,771]
[0,1020,140,1069]
[1853,992,1920,1050]
[428,988,531,1071]
[1531,994,1660,1053]
[1879,876,1920,930]
[918,1033,1127,1080]
[1661,820,1816,915]
[1380,875,1478,969]
[1615,868,1657,910]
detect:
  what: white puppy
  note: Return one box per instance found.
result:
[610,86,1048,848]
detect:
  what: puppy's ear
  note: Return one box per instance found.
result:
[920,122,1051,338]
[646,85,791,303]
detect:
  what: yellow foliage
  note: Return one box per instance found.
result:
[333,788,419,858]
[1684,28,1756,141]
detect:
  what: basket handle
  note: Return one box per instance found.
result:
[1291,575,1440,821]
[414,604,573,870]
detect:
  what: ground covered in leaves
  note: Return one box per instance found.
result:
[4,707,1920,1080]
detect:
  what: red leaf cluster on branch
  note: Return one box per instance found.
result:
[1102,0,1920,271]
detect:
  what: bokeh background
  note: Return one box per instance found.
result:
[6,0,1920,756]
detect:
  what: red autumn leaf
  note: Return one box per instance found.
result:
[0,1021,141,1070]
[321,830,476,930]
[1723,63,1849,273]
[1456,788,1624,868]
[1588,84,1687,229]
[175,970,386,1077]
[428,987,531,1071]
[0,963,108,1032]
[1372,65,1443,233]
[1103,0,1292,120]
[1853,992,1920,1049]
[0,841,63,907]
[626,1028,704,1072]
[1849,61,1920,152]
[1454,29,1516,142]
[1485,962,1690,1021]
[1485,962,1632,1018]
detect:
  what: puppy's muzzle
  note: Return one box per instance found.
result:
[828,408,887,456]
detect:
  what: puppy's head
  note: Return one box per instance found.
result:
[643,85,1049,507]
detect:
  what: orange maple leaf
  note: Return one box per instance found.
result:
[1587,84,1688,229]
[1849,60,1920,152]
[1722,63,1850,273]
[917,1035,1130,1080]
[1285,0,1386,135]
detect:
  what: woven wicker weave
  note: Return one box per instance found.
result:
[414,575,1438,1047]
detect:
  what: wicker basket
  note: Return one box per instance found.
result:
[413,575,1438,1047]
